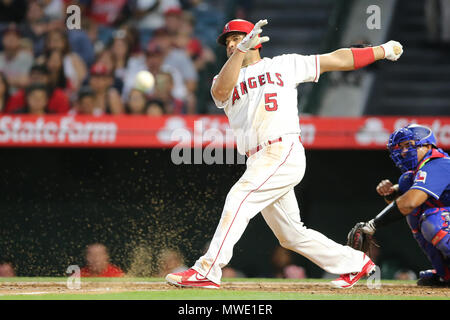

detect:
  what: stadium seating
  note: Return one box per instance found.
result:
[365,0,450,115]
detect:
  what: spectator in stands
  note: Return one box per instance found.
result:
[0,261,15,277]
[172,11,215,72]
[270,246,306,279]
[65,27,96,68]
[109,29,130,81]
[117,23,143,55]
[84,18,106,55]
[164,7,184,36]
[157,248,187,277]
[0,0,27,24]
[6,63,70,114]
[122,43,187,109]
[102,28,139,93]
[149,27,198,112]
[81,0,130,28]
[71,85,97,115]
[146,99,165,116]
[14,83,50,115]
[44,49,72,95]
[80,243,125,277]
[0,72,10,113]
[38,29,87,94]
[88,62,124,114]
[0,24,33,94]
[133,0,181,30]
[126,88,148,115]
[41,0,65,21]
[149,71,185,114]
[20,0,49,57]
[96,49,123,94]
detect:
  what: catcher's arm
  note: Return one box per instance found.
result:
[319,40,403,74]
[354,188,429,236]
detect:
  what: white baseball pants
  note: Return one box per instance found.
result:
[193,134,366,284]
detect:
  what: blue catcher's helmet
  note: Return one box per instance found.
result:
[387,124,437,172]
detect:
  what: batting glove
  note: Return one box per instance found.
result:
[360,219,376,235]
[237,19,270,53]
[381,40,403,61]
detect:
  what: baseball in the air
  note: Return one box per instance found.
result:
[134,70,155,92]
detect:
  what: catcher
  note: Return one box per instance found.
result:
[348,124,450,287]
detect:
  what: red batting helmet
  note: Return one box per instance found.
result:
[217,19,262,49]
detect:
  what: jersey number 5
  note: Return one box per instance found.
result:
[265,93,278,111]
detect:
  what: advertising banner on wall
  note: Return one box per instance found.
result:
[0,115,448,149]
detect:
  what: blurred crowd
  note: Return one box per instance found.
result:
[0,242,419,281]
[0,0,223,116]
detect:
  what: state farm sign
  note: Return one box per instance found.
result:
[0,116,117,145]
[0,115,448,149]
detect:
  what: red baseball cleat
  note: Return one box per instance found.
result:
[165,268,220,289]
[330,255,376,289]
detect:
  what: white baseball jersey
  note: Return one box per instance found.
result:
[211,54,320,154]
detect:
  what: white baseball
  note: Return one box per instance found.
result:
[134,70,155,92]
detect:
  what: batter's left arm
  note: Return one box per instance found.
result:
[319,40,403,74]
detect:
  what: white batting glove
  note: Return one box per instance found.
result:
[237,19,270,53]
[361,219,376,235]
[381,40,403,61]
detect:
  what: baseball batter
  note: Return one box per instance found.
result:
[166,19,403,289]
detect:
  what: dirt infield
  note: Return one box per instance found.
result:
[0,281,449,298]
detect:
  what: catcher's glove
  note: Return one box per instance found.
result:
[347,222,379,256]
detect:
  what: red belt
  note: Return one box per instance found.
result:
[245,135,302,157]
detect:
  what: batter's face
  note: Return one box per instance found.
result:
[225,33,246,57]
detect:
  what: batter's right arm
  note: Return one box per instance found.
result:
[211,49,246,102]
[212,19,269,102]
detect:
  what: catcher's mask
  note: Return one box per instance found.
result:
[217,19,262,49]
[387,124,437,172]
